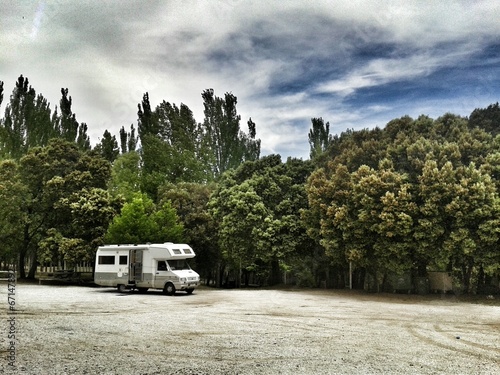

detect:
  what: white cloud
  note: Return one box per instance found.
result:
[1,1,499,159]
[314,44,483,97]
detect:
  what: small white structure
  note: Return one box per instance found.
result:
[94,243,200,295]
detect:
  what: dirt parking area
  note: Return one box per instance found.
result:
[1,284,499,374]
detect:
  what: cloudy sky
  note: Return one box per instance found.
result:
[1,1,499,159]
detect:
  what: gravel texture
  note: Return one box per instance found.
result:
[1,284,499,374]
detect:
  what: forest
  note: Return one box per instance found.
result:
[1,74,499,294]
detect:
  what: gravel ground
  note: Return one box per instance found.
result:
[1,283,499,374]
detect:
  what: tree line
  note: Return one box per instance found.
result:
[1,75,499,293]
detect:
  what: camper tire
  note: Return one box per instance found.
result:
[186,288,194,295]
[117,284,127,293]
[164,283,176,296]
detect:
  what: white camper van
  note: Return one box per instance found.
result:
[94,243,200,295]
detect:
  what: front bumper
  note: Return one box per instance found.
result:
[177,281,199,290]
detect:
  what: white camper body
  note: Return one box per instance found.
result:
[94,243,200,295]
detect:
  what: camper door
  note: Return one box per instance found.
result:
[153,260,169,289]
[129,249,143,282]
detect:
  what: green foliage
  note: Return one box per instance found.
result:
[469,102,500,135]
[38,228,64,265]
[95,129,119,162]
[201,89,261,179]
[306,112,500,292]
[136,89,261,198]
[16,139,114,276]
[210,156,313,285]
[308,117,330,159]
[0,75,91,159]
[105,193,183,244]
[157,182,218,281]
[1,73,500,292]
[108,151,142,201]
[217,181,270,267]
[54,87,90,150]
[0,159,26,265]
[293,259,317,287]
[62,188,121,256]
[119,124,138,153]
[141,99,207,183]
[137,93,210,197]
[0,76,57,158]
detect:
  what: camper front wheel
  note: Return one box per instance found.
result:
[164,283,176,296]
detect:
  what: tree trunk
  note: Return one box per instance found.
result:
[217,264,225,288]
[19,219,34,279]
[18,249,27,279]
[461,258,474,294]
[269,258,281,286]
[27,252,37,279]
[476,264,485,294]
[243,269,249,287]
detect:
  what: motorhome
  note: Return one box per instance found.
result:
[94,243,200,295]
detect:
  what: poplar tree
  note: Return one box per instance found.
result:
[96,129,119,162]
[58,88,78,142]
[201,89,260,179]
[119,124,138,154]
[308,117,330,159]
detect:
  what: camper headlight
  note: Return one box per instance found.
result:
[180,278,187,282]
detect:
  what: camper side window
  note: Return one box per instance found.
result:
[157,261,167,271]
[119,256,127,265]
[98,255,115,265]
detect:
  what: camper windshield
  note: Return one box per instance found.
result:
[167,259,191,271]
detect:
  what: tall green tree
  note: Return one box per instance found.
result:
[119,124,138,153]
[0,160,27,266]
[0,76,92,158]
[58,88,78,143]
[244,118,261,162]
[212,178,269,286]
[137,93,211,197]
[441,162,500,292]
[308,117,330,159]
[137,92,158,144]
[0,75,57,158]
[137,92,167,197]
[76,122,91,150]
[55,87,90,150]
[201,89,260,179]
[108,151,142,201]
[1,75,35,158]
[154,100,207,183]
[158,182,219,284]
[39,188,119,266]
[95,129,119,163]
[306,163,353,267]
[210,155,312,286]
[17,139,113,277]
